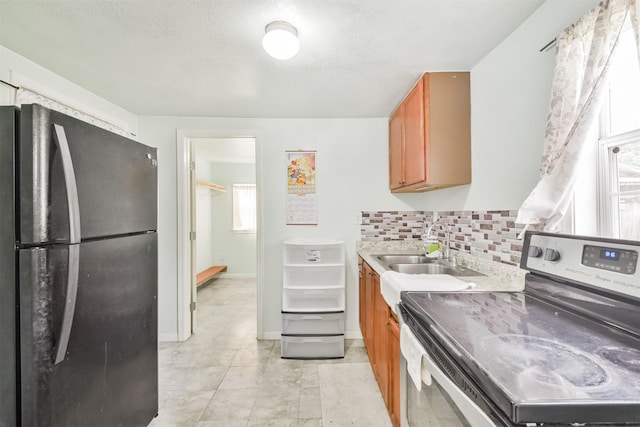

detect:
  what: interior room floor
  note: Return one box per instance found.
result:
[149,277,391,427]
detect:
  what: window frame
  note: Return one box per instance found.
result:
[568,20,640,239]
[596,46,640,239]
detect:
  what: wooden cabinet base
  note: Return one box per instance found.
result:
[359,257,400,427]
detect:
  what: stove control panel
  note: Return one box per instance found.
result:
[582,244,638,275]
[522,231,640,298]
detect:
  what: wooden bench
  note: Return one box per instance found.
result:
[196,265,227,287]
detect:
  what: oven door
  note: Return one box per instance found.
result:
[399,309,496,427]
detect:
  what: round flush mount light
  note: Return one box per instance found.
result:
[262,21,300,60]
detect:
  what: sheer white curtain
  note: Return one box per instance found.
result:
[516,0,640,233]
[232,184,256,232]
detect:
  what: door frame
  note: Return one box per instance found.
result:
[176,129,263,341]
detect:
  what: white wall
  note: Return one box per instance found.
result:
[140,0,598,342]
[412,0,600,211]
[2,0,602,340]
[208,162,257,276]
[195,158,257,276]
[0,45,138,134]
[195,160,215,273]
[471,0,600,209]
[137,117,428,338]
[139,0,601,339]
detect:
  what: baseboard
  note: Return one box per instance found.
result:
[219,273,257,279]
[158,333,179,342]
[261,331,282,340]
[345,330,363,339]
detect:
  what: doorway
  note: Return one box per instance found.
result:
[176,130,262,341]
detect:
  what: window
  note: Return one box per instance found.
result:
[597,26,640,240]
[232,184,256,233]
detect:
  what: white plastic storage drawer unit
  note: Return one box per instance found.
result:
[282,312,345,335]
[281,335,345,359]
[281,239,345,359]
[283,265,345,288]
[283,239,344,265]
[282,287,345,312]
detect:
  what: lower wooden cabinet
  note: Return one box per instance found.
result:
[358,257,400,427]
[388,310,401,427]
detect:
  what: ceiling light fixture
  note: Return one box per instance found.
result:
[262,21,300,60]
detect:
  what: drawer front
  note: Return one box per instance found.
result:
[282,312,345,335]
[282,288,345,312]
[283,265,344,288]
[283,243,344,265]
[281,335,344,359]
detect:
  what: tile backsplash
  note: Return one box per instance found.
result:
[360,210,524,266]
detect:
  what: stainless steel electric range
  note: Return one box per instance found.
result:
[399,231,640,426]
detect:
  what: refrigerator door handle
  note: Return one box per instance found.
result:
[52,123,81,365]
[52,123,81,244]
[54,244,80,365]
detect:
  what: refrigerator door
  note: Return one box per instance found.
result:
[19,233,158,427]
[0,106,18,426]
[18,104,157,245]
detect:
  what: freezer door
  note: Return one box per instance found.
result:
[19,104,157,245]
[19,233,158,427]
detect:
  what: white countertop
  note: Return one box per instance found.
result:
[357,241,526,308]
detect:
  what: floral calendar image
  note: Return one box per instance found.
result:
[286,151,317,225]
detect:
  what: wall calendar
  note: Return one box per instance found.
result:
[286,150,317,225]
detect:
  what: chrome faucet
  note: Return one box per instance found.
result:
[423,220,451,261]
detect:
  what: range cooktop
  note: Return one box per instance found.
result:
[400,232,640,425]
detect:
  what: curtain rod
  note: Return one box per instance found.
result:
[540,37,557,52]
[0,78,19,90]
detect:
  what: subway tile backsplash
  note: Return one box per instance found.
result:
[360,210,524,266]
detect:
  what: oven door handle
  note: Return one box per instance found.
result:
[430,325,463,358]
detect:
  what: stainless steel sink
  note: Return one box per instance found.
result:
[373,253,484,276]
[374,254,434,264]
[388,263,483,276]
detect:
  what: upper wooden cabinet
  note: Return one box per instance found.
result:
[388,72,471,192]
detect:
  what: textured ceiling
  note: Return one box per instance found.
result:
[0,0,544,118]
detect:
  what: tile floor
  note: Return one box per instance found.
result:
[149,277,391,427]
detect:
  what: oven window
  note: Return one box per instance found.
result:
[407,378,471,427]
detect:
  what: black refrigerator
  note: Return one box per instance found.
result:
[0,104,158,426]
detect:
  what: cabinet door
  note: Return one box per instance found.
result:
[388,107,404,189]
[427,72,471,186]
[358,259,366,340]
[388,311,401,427]
[403,77,426,186]
[372,274,388,399]
[363,262,375,361]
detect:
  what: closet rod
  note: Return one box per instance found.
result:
[0,79,19,89]
[196,179,226,192]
